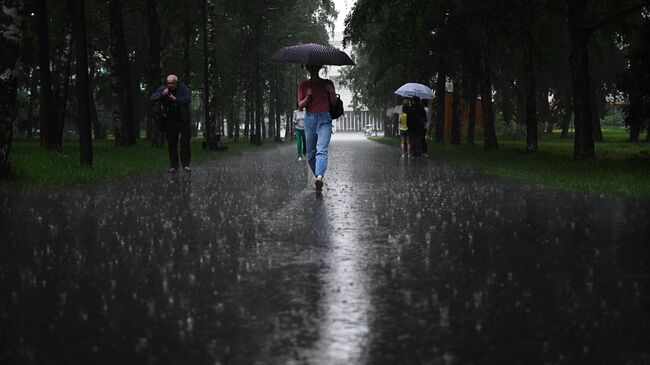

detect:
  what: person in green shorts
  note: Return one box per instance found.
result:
[293,107,306,161]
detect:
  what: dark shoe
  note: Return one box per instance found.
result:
[315,176,323,191]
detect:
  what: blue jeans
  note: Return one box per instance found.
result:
[304,111,332,177]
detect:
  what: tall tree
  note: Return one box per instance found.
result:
[52,23,73,150]
[434,70,446,143]
[567,0,595,158]
[451,78,461,145]
[146,0,163,148]
[109,0,136,145]
[34,0,58,150]
[204,0,217,144]
[523,30,538,153]
[0,0,25,178]
[73,0,92,167]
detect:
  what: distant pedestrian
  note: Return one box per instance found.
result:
[407,96,426,157]
[298,64,337,191]
[399,99,409,157]
[293,106,306,161]
[150,74,192,173]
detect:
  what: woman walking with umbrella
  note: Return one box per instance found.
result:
[272,43,354,191]
[298,65,336,190]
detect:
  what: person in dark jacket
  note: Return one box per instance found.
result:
[150,74,192,172]
[406,96,426,157]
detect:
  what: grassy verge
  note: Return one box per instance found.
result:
[370,128,650,198]
[1,137,283,192]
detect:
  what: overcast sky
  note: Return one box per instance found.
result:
[333,0,354,34]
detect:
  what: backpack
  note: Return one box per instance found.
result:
[330,94,344,120]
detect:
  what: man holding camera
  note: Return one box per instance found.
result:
[150,74,192,172]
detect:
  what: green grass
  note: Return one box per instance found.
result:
[371,128,650,198]
[1,137,282,192]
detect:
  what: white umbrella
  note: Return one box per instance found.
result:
[394,83,434,99]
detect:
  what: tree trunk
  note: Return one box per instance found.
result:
[467,82,477,146]
[35,0,58,150]
[434,69,446,143]
[514,82,526,125]
[88,56,104,139]
[0,0,24,179]
[286,110,292,140]
[451,78,461,145]
[204,0,217,143]
[53,26,73,149]
[73,0,92,167]
[267,101,273,140]
[480,45,498,151]
[524,32,537,153]
[244,90,250,138]
[275,101,282,141]
[567,0,595,159]
[629,123,641,142]
[253,21,263,145]
[109,0,135,145]
[228,100,235,138]
[146,0,163,148]
[591,83,604,142]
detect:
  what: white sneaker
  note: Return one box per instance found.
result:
[298,156,303,161]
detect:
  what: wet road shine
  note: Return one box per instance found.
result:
[1,133,649,364]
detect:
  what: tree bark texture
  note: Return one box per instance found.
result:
[467,82,477,145]
[205,0,217,142]
[146,0,163,148]
[73,0,92,167]
[35,0,58,150]
[524,32,538,153]
[52,26,73,149]
[0,0,24,178]
[109,0,135,145]
[590,83,604,142]
[567,0,595,158]
[434,69,446,143]
[627,95,642,142]
[253,21,262,145]
[88,56,104,139]
[451,78,461,145]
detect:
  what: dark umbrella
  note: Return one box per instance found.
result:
[271,43,355,66]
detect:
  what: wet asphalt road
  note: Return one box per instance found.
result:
[1,133,649,364]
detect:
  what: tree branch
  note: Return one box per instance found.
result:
[587,0,650,34]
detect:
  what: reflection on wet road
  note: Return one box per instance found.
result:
[1,133,649,364]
